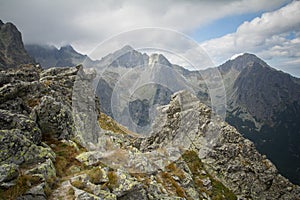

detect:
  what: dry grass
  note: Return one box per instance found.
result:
[107,171,118,191]
[131,173,152,185]
[27,98,40,108]
[182,150,237,200]
[71,180,85,190]
[159,171,186,198]
[165,163,186,180]
[86,167,103,184]
[98,113,138,136]
[42,80,52,87]
[43,136,87,178]
[0,174,41,200]
[67,187,75,196]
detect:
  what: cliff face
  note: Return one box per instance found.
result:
[0,20,34,68]
[220,54,300,185]
[138,90,300,199]
[0,64,79,199]
[0,64,299,200]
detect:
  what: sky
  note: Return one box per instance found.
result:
[0,0,300,77]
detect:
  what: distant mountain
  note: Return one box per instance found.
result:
[25,44,93,68]
[220,53,300,184]
[0,20,34,68]
[95,46,194,133]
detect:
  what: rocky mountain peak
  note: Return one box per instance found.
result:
[119,44,134,52]
[219,52,268,73]
[0,20,34,68]
[233,61,300,121]
[25,44,90,68]
[103,45,148,68]
[109,45,135,58]
[59,44,76,53]
[149,53,172,67]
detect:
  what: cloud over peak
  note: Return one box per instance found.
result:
[202,0,300,76]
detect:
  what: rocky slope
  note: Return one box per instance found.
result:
[0,64,299,199]
[0,20,34,69]
[218,54,300,185]
[91,47,300,185]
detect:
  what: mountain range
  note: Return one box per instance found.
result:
[0,20,300,199]
[24,43,300,185]
[25,44,93,68]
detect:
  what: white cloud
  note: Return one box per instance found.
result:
[0,0,288,53]
[2,0,299,76]
[201,0,300,76]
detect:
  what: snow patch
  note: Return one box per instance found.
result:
[230,53,245,60]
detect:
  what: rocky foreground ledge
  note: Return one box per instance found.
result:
[0,64,299,200]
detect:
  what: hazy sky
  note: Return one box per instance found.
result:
[1,0,300,76]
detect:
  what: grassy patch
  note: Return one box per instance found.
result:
[165,162,186,180]
[107,171,118,191]
[159,172,186,198]
[43,136,87,178]
[182,150,237,200]
[98,113,135,135]
[86,167,103,184]
[0,174,41,200]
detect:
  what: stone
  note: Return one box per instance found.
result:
[0,163,19,187]
[0,129,55,165]
[17,183,47,200]
[118,187,148,200]
[111,169,142,197]
[0,109,42,144]
[25,159,56,183]
[32,96,74,139]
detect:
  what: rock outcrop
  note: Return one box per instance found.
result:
[138,90,300,199]
[0,64,78,199]
[0,20,34,69]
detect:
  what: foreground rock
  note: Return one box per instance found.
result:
[0,64,79,199]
